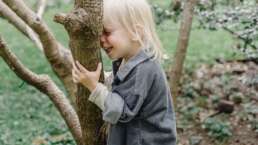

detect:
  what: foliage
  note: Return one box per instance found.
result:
[152,4,180,25]
[202,118,232,141]
[152,0,258,59]
[197,3,258,59]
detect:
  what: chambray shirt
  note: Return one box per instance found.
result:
[103,49,177,145]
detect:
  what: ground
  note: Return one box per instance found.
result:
[173,60,258,145]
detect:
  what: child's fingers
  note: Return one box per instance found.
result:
[73,62,80,73]
[96,62,102,73]
[72,61,76,68]
[72,70,79,83]
[73,66,81,76]
[72,69,79,78]
[72,75,78,83]
[73,77,79,83]
[75,61,83,71]
[76,61,89,73]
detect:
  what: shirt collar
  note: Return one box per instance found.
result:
[112,49,151,81]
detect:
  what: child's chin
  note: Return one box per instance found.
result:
[107,52,122,60]
[107,55,115,60]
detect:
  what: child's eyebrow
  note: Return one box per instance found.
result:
[103,28,112,33]
[103,26,113,31]
[103,27,108,31]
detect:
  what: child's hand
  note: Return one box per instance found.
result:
[72,60,102,92]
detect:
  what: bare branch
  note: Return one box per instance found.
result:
[223,26,257,50]
[54,13,67,25]
[2,0,77,105]
[36,0,48,19]
[0,1,43,50]
[0,36,82,145]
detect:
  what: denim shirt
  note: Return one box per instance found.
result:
[101,49,177,145]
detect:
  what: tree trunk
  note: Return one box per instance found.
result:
[169,0,197,105]
[55,0,105,145]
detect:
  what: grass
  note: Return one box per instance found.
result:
[0,0,243,144]
[157,19,241,70]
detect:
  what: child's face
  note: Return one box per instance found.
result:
[100,22,136,60]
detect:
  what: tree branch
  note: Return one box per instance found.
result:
[2,0,77,106]
[36,0,48,19]
[0,36,83,145]
[0,1,43,50]
[222,26,257,50]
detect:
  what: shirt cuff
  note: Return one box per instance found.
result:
[88,82,109,111]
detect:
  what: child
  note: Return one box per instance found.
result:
[72,0,177,145]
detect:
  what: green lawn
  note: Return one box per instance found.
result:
[0,1,242,144]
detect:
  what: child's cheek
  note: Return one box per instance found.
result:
[107,36,115,46]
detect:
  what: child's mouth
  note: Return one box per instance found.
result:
[105,47,113,55]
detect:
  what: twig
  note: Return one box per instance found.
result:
[0,1,43,50]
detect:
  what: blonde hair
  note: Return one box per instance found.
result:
[103,0,163,62]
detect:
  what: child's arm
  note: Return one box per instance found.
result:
[72,60,154,124]
[103,71,113,90]
[86,70,112,111]
[89,66,155,124]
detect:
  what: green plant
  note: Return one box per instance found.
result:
[202,118,232,141]
[197,3,258,59]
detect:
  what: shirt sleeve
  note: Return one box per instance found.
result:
[88,71,113,110]
[104,71,113,90]
[106,66,155,124]
[88,82,109,111]
[89,65,155,124]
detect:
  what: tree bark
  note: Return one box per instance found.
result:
[36,0,48,18]
[169,0,197,104]
[54,0,105,145]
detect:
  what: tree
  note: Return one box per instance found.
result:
[169,0,197,104]
[0,0,105,145]
[54,0,105,144]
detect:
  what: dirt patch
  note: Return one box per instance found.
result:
[169,59,258,145]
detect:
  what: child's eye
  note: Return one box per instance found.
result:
[104,30,111,36]
[103,27,112,36]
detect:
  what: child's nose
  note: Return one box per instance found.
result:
[100,34,106,46]
[100,34,106,43]
[100,34,111,48]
